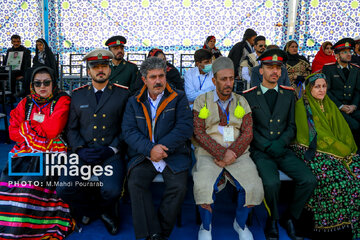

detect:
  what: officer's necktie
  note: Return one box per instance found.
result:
[342,67,350,79]
[95,90,103,104]
[264,89,278,114]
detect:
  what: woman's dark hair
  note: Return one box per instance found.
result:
[284,40,298,52]
[243,28,257,41]
[194,49,212,63]
[321,41,333,52]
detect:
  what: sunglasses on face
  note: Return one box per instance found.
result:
[258,45,267,48]
[33,80,52,87]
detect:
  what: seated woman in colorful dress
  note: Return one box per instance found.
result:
[0,66,73,240]
[284,40,311,99]
[292,73,360,239]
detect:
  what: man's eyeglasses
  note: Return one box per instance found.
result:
[33,80,52,87]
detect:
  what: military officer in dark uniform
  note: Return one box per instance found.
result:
[56,49,129,235]
[105,35,139,94]
[243,49,316,240]
[322,38,360,145]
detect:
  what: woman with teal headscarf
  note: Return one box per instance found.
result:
[293,73,360,239]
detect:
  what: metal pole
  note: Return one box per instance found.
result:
[287,0,299,41]
[43,0,49,42]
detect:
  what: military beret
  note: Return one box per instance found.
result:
[82,49,114,67]
[212,57,234,75]
[105,36,127,47]
[257,48,287,65]
[332,38,355,52]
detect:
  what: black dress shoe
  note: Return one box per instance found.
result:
[279,218,304,240]
[149,233,167,240]
[81,216,91,225]
[100,213,119,235]
[265,218,279,240]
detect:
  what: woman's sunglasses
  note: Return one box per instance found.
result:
[33,80,52,87]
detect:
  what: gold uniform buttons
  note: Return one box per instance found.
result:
[270,131,274,135]
[270,119,273,123]
[103,114,106,118]
[101,138,105,141]
[349,94,352,96]
[103,126,106,129]
[277,119,280,122]
[94,126,97,129]
[93,138,97,141]
[93,114,97,117]
[278,132,281,135]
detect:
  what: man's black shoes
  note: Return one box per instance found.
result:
[265,218,279,240]
[100,213,119,235]
[279,217,304,240]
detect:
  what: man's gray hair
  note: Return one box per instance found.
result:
[140,57,167,78]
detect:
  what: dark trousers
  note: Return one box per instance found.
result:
[251,149,317,220]
[342,110,360,148]
[127,160,188,239]
[56,154,125,218]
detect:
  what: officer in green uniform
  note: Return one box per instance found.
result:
[243,49,316,240]
[322,38,360,145]
[105,35,139,94]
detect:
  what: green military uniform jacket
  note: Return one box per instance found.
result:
[243,85,296,152]
[109,59,139,93]
[322,62,360,108]
[243,85,317,220]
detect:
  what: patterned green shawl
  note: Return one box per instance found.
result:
[295,84,357,157]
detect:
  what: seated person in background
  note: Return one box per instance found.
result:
[203,36,222,60]
[243,49,316,240]
[0,66,73,239]
[4,34,31,96]
[57,49,130,235]
[23,38,58,96]
[352,36,360,66]
[240,35,266,83]
[250,45,290,88]
[33,38,57,74]
[148,48,184,90]
[228,28,257,78]
[105,35,139,94]
[122,57,193,240]
[322,38,360,147]
[134,48,184,91]
[293,73,360,239]
[284,40,311,99]
[184,49,215,107]
[311,41,336,73]
[192,57,264,240]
